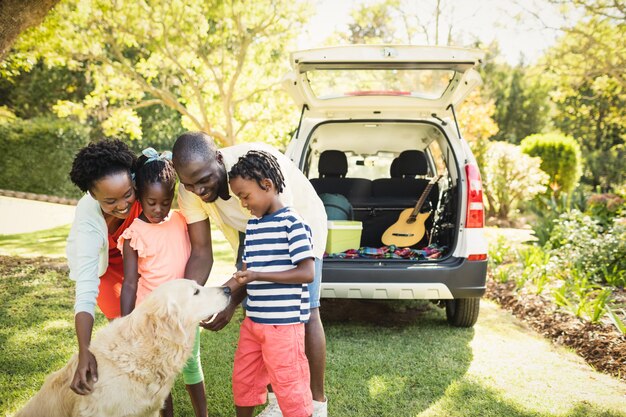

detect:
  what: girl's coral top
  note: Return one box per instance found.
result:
[117,210,191,304]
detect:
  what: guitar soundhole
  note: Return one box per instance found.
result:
[406,218,416,224]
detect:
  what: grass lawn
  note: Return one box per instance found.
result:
[1,226,625,416]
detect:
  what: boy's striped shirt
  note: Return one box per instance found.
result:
[243,207,313,324]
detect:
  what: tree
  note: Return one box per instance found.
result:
[13,0,309,146]
[0,0,59,60]
[331,0,465,47]
[544,0,626,89]
[541,17,625,190]
[338,0,400,44]
[456,89,499,169]
[333,0,501,170]
[478,46,552,145]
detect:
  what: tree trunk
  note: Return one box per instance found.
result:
[0,0,60,60]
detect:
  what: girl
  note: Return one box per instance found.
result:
[117,147,207,417]
[67,139,142,395]
[227,150,315,417]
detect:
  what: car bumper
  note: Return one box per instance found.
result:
[320,258,487,300]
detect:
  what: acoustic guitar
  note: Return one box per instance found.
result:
[381,175,443,247]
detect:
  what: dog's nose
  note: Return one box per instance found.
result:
[222,286,231,296]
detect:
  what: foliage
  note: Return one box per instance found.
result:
[553,271,613,324]
[128,105,184,153]
[0,60,89,119]
[478,54,552,145]
[0,117,90,198]
[481,141,549,220]
[546,210,626,286]
[457,89,499,169]
[487,234,512,271]
[13,0,309,146]
[0,105,17,124]
[541,17,625,191]
[516,245,551,294]
[585,193,625,229]
[526,188,588,246]
[606,305,626,335]
[337,0,400,44]
[520,132,583,195]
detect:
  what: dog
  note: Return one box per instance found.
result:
[15,279,230,417]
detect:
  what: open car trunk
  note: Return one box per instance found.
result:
[300,120,462,263]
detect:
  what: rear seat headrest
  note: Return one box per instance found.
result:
[318,150,348,178]
[390,158,401,178]
[398,150,428,177]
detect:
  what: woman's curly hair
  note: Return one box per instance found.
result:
[134,154,177,200]
[69,139,137,192]
[228,150,285,193]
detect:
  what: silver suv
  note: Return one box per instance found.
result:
[283,45,488,327]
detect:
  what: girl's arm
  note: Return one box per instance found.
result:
[234,258,315,286]
[120,240,139,317]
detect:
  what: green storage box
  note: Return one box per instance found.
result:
[325,220,363,254]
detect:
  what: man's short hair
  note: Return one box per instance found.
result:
[172,131,218,165]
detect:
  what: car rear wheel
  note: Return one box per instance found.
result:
[445,298,480,327]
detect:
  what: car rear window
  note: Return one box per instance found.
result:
[306,68,456,100]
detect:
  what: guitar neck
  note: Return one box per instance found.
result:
[409,175,442,219]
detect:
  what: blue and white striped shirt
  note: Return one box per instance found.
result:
[242,207,314,325]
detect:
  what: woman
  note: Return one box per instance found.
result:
[66,139,142,395]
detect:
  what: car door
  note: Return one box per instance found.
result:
[282,45,485,120]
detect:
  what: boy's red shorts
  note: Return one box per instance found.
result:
[232,317,312,417]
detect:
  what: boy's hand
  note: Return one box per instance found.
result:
[234,270,257,285]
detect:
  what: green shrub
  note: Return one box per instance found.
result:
[585,193,625,230]
[0,117,90,198]
[527,187,588,245]
[546,210,626,287]
[520,132,582,195]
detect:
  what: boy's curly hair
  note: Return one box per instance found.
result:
[134,154,177,200]
[69,139,136,192]
[228,150,285,193]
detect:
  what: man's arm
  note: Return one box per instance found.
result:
[185,219,214,286]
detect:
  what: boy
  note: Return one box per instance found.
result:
[227,150,314,417]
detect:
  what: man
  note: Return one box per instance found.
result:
[172,131,328,417]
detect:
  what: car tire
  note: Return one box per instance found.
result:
[445,298,480,327]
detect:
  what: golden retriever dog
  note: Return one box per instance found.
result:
[15,279,230,417]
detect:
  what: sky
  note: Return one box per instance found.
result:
[297,0,570,65]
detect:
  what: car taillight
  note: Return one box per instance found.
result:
[465,164,484,228]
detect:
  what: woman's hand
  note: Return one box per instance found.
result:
[70,349,98,395]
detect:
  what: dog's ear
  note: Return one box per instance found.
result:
[131,292,189,344]
[152,296,189,344]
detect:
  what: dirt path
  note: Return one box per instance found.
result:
[0,196,76,235]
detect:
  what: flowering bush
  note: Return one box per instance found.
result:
[482,142,549,221]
